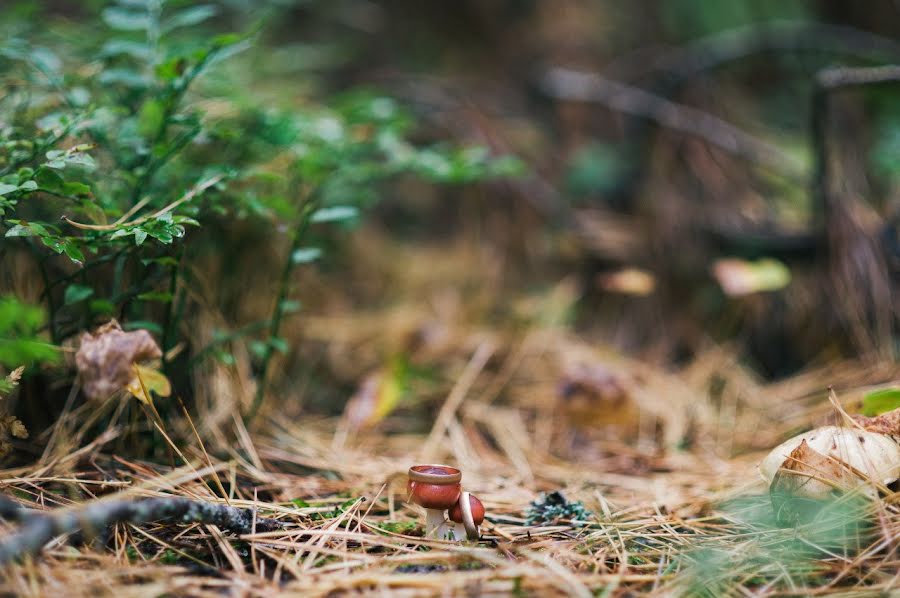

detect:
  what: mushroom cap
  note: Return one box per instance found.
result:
[759,425,900,499]
[407,465,462,510]
[448,493,485,526]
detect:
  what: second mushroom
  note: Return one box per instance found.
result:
[407,464,484,540]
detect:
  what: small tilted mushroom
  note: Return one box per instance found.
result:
[447,491,485,541]
[759,425,900,501]
[407,464,462,538]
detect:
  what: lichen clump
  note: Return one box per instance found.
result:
[526,491,593,525]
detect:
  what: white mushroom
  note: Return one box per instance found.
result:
[759,426,900,500]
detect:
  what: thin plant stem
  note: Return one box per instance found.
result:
[161,245,183,373]
[246,192,319,423]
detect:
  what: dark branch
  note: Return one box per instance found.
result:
[812,65,900,224]
[0,496,283,564]
[647,22,900,83]
[540,67,805,180]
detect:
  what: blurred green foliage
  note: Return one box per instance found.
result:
[661,0,812,39]
[0,296,59,368]
[0,0,519,410]
[678,493,875,596]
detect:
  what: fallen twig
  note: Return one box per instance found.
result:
[540,67,805,180]
[0,495,283,564]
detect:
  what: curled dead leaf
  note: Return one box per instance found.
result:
[75,320,162,400]
[8,418,27,439]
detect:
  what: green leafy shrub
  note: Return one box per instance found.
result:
[0,0,520,419]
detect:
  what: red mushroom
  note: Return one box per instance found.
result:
[407,465,462,537]
[448,492,485,540]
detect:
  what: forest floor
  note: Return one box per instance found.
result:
[2,234,899,597]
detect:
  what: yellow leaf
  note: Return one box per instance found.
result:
[126,364,171,405]
[343,357,407,430]
[597,268,655,296]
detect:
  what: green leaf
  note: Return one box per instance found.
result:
[280,299,302,313]
[31,47,61,73]
[249,340,268,360]
[291,247,322,264]
[62,241,85,265]
[134,229,148,245]
[35,168,64,192]
[137,291,173,303]
[137,99,165,138]
[0,296,60,367]
[89,299,116,315]
[155,57,186,82]
[861,388,900,416]
[64,284,94,305]
[162,5,218,32]
[311,206,358,223]
[4,224,32,237]
[65,153,96,170]
[62,182,92,198]
[102,7,151,30]
[122,320,163,334]
[98,68,151,88]
[0,183,19,196]
[100,39,152,60]
[269,337,289,354]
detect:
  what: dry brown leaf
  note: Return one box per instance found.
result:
[851,407,900,438]
[5,366,24,386]
[557,362,639,432]
[770,439,848,499]
[75,320,162,400]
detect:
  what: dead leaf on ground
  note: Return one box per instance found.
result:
[770,439,849,500]
[596,268,656,296]
[126,364,172,405]
[557,362,639,433]
[341,358,407,430]
[75,320,162,400]
[711,257,790,297]
[851,407,900,438]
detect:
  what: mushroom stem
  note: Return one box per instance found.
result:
[424,508,447,538]
[449,522,467,541]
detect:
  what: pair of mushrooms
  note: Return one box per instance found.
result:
[407,465,484,541]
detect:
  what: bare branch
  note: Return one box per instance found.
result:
[540,67,805,180]
[0,496,283,564]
